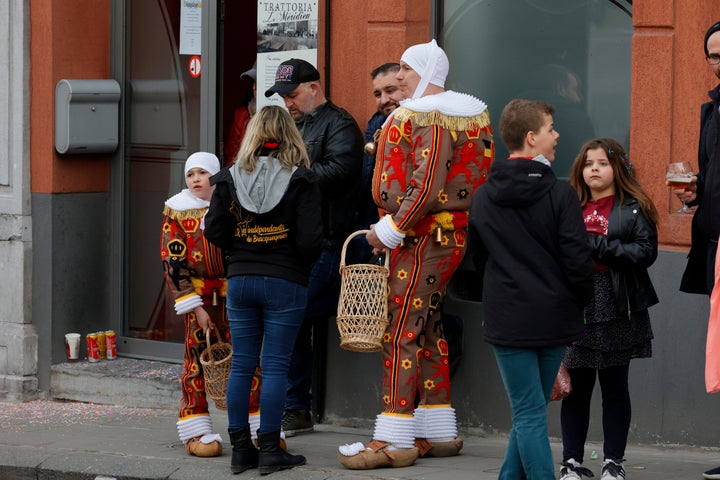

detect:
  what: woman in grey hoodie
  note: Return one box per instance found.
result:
[204,105,323,475]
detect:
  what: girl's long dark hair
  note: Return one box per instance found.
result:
[569,138,659,225]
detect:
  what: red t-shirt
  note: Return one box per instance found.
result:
[583,195,614,271]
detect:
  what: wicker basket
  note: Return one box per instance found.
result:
[199,328,232,411]
[336,230,390,352]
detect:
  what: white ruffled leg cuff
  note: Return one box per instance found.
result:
[414,406,457,441]
[250,412,285,440]
[178,415,217,443]
[372,413,416,449]
[249,412,260,440]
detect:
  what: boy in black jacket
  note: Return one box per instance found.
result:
[468,99,594,480]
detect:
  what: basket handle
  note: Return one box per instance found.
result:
[339,229,390,269]
[205,327,220,366]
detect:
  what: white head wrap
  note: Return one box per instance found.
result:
[184,152,220,176]
[400,39,449,99]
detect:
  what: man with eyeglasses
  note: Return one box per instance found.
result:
[677,20,720,480]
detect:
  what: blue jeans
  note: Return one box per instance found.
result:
[493,344,566,480]
[285,248,341,412]
[225,275,307,434]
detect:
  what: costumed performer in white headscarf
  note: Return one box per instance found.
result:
[338,39,495,470]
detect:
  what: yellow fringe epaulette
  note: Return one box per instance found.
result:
[392,108,491,132]
[163,205,208,220]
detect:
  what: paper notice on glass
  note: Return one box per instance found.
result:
[256,0,319,110]
[179,0,202,55]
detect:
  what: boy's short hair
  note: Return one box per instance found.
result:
[499,99,556,152]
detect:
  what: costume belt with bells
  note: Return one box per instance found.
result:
[190,278,227,306]
[398,210,468,245]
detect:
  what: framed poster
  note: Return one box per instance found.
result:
[255,1,319,110]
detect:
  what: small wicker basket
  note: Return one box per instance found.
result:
[199,328,232,411]
[336,230,390,352]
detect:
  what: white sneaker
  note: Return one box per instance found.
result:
[704,465,720,479]
[601,459,626,480]
[559,458,594,479]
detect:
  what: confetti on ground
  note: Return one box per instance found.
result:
[0,399,167,431]
[0,358,182,432]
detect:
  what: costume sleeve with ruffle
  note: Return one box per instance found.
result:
[160,190,219,316]
[160,209,204,315]
[372,91,493,249]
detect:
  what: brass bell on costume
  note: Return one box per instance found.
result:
[364,129,382,156]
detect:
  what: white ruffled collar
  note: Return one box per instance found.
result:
[164,189,210,211]
[399,90,487,116]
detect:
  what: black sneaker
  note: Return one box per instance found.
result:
[281,409,313,437]
[600,459,625,480]
[559,458,595,479]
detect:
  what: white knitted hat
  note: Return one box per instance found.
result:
[184,152,220,176]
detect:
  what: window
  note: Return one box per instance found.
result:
[437,0,633,176]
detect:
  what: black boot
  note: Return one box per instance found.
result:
[258,429,306,475]
[228,426,258,474]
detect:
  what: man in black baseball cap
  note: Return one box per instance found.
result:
[264,58,320,97]
[262,56,364,439]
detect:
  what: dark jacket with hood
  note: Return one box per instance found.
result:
[592,195,659,318]
[296,100,364,249]
[468,156,595,347]
[681,84,720,294]
[204,157,323,286]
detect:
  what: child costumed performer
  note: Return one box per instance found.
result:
[160,152,262,457]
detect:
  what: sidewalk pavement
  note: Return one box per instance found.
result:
[1,398,718,480]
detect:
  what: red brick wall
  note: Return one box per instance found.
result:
[633,0,720,247]
[31,0,111,194]
[326,0,430,128]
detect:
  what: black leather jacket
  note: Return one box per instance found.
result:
[589,195,659,318]
[681,84,720,294]
[296,101,364,249]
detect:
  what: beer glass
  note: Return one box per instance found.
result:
[666,161,694,214]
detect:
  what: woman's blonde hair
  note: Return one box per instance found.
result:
[235,105,310,171]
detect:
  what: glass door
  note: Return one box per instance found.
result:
[116,0,217,361]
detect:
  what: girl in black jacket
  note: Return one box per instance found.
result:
[560,138,659,480]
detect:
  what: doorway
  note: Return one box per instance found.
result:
[115,0,257,361]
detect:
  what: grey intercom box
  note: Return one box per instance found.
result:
[55,79,121,154]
